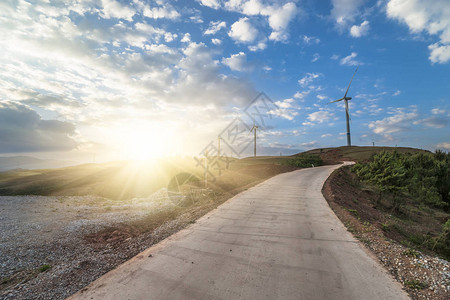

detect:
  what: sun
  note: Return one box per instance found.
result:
[116,126,179,161]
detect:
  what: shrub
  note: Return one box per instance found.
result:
[353,150,450,210]
[39,264,51,272]
[284,154,323,168]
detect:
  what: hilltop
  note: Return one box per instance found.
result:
[298,146,430,164]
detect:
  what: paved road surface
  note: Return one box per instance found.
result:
[69,163,409,300]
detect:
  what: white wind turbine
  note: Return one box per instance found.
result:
[250,124,258,157]
[329,67,358,146]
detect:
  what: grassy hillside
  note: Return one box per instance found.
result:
[299,146,430,163]
[327,149,449,260]
[0,156,306,199]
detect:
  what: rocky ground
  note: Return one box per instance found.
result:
[323,167,449,300]
[0,192,184,299]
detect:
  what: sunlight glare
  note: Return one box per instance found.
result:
[118,126,178,161]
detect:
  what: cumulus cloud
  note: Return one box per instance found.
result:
[331,0,365,30]
[229,17,259,43]
[222,52,250,71]
[266,2,298,41]
[0,0,260,157]
[298,73,321,87]
[204,21,227,35]
[198,0,221,9]
[340,52,361,66]
[211,38,222,45]
[386,0,450,63]
[368,107,418,140]
[414,108,449,128]
[248,39,267,51]
[435,142,450,151]
[142,2,180,19]
[0,102,78,153]
[204,1,298,43]
[100,0,136,21]
[293,90,310,101]
[269,98,299,120]
[303,110,335,126]
[428,43,450,64]
[350,20,370,37]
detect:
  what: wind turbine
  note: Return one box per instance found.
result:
[250,124,258,157]
[329,67,358,146]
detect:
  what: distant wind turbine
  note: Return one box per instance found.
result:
[329,67,358,146]
[250,124,258,157]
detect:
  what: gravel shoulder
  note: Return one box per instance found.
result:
[0,193,179,299]
[322,167,450,300]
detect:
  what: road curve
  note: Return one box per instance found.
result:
[69,163,409,300]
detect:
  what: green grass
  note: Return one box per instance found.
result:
[404,280,428,290]
[301,146,429,162]
[39,264,51,272]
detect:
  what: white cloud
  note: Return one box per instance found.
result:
[428,43,450,64]
[100,0,136,21]
[228,17,259,43]
[368,107,418,140]
[393,90,401,96]
[221,1,299,42]
[321,133,332,138]
[248,39,267,51]
[269,98,299,120]
[222,52,250,72]
[340,52,360,66]
[311,53,320,62]
[204,21,227,35]
[303,35,320,45]
[303,110,335,125]
[298,140,320,150]
[181,33,191,43]
[414,108,449,128]
[331,0,365,30]
[142,3,180,19]
[435,142,450,151]
[211,38,222,45]
[0,1,260,156]
[198,0,221,9]
[266,2,298,41]
[294,90,310,101]
[432,108,446,115]
[386,0,450,63]
[298,73,321,87]
[164,32,178,42]
[350,20,370,37]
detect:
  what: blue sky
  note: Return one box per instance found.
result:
[0,0,449,161]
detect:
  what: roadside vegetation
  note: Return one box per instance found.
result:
[322,149,450,299]
[330,150,450,260]
[282,154,323,168]
[351,150,449,259]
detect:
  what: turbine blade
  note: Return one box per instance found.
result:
[328,97,345,104]
[343,66,359,98]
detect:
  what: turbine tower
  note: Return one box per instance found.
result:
[329,67,358,146]
[250,124,258,157]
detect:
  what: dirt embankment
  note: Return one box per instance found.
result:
[322,166,449,300]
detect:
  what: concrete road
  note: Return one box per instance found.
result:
[69,163,409,300]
